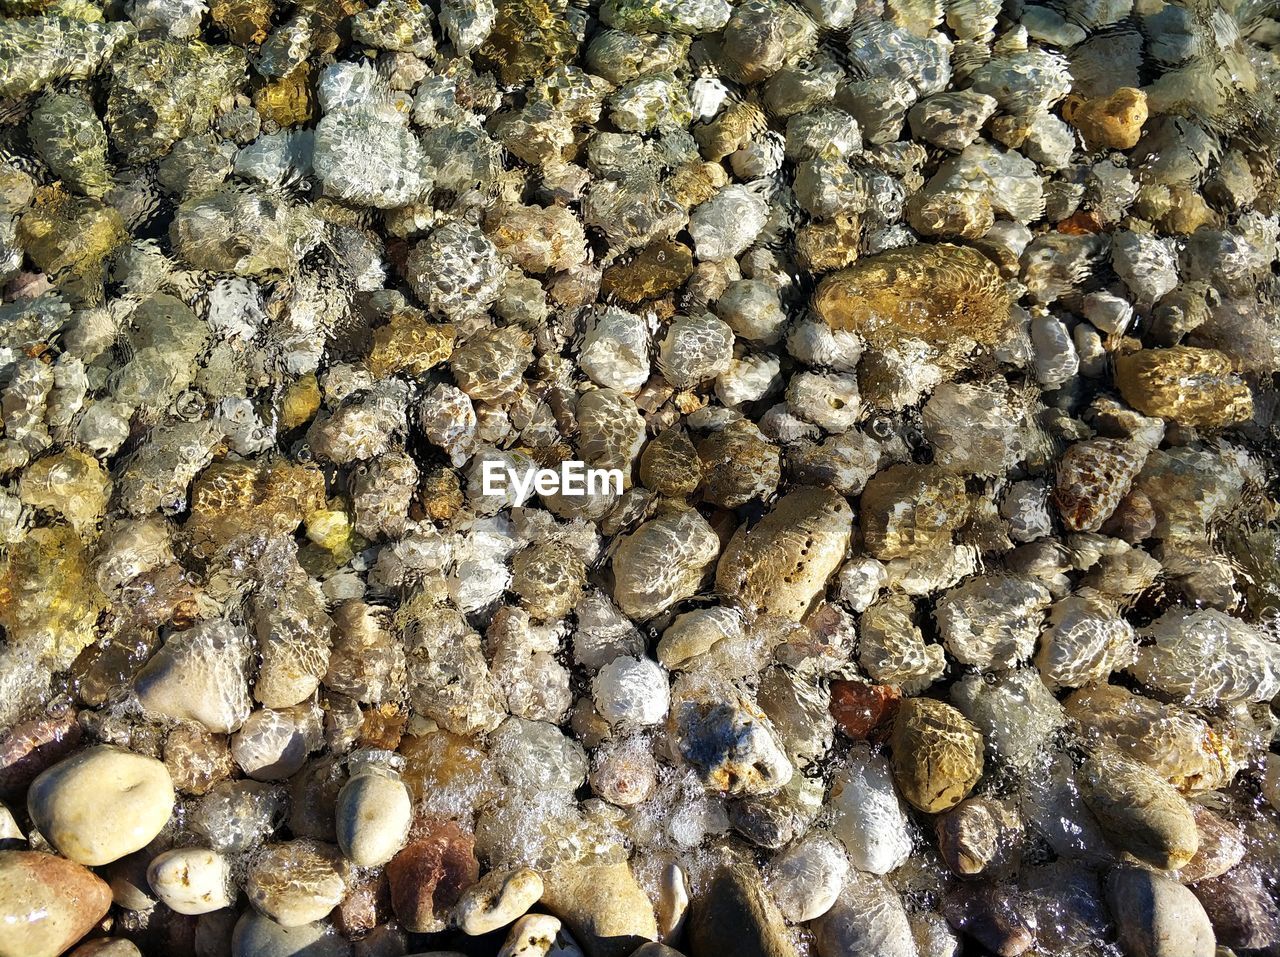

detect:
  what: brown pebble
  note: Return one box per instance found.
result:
[0,850,112,957]
[386,818,479,933]
[1063,88,1148,150]
[829,681,900,741]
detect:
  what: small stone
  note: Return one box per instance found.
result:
[687,863,798,957]
[497,912,574,957]
[765,834,847,923]
[602,0,732,34]
[1128,607,1280,706]
[757,667,833,769]
[1065,685,1241,793]
[1114,347,1252,427]
[859,593,946,694]
[812,873,917,957]
[715,487,853,621]
[539,859,658,957]
[592,657,670,728]
[336,769,412,868]
[889,698,984,814]
[697,421,781,508]
[829,746,913,875]
[1110,231,1178,303]
[28,747,175,867]
[1035,589,1136,690]
[230,911,351,957]
[1080,749,1198,870]
[454,867,544,936]
[146,847,232,915]
[688,185,769,261]
[860,464,968,561]
[941,883,1035,957]
[670,680,793,797]
[0,704,83,799]
[600,240,693,304]
[580,307,652,394]
[935,797,1021,877]
[231,706,320,781]
[908,91,998,151]
[1063,87,1148,150]
[67,941,142,957]
[829,681,900,740]
[0,851,111,957]
[1192,864,1280,951]
[934,574,1051,669]
[366,311,454,378]
[1053,437,1149,532]
[657,314,735,388]
[387,820,479,933]
[247,840,348,927]
[1105,868,1215,957]
[612,510,720,621]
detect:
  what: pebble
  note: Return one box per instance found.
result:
[539,858,658,957]
[828,681,900,740]
[829,746,913,874]
[889,698,984,814]
[1079,749,1199,871]
[454,866,544,936]
[764,834,848,922]
[246,840,348,927]
[146,846,232,915]
[28,746,175,866]
[715,488,853,621]
[687,863,797,957]
[232,706,319,781]
[231,911,352,957]
[133,619,253,733]
[386,820,480,933]
[335,769,412,867]
[1063,87,1148,150]
[1191,864,1280,951]
[0,850,112,957]
[941,883,1034,957]
[669,681,794,797]
[496,913,579,957]
[1114,347,1252,427]
[1105,867,1215,957]
[812,873,916,957]
[592,657,670,727]
[935,797,1021,878]
[611,510,721,621]
[67,941,143,957]
[0,804,18,849]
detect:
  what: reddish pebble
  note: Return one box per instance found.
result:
[0,705,82,797]
[0,850,112,957]
[829,681,900,740]
[385,818,479,933]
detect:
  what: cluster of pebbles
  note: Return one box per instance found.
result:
[2,0,1280,954]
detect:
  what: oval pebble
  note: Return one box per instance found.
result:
[28,746,175,866]
[0,850,112,957]
[147,846,232,915]
[335,770,412,867]
[231,911,351,957]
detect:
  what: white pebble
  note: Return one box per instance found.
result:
[766,834,849,922]
[147,847,232,915]
[592,656,670,727]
